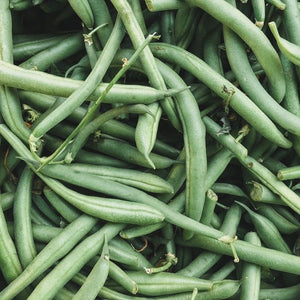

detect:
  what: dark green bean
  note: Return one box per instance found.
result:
[19,33,84,71]
[0,192,14,211]
[13,34,72,62]
[108,261,138,294]
[13,166,36,268]
[87,0,113,47]
[0,195,23,283]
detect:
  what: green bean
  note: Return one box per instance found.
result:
[13,34,69,61]
[203,27,224,74]
[154,58,207,237]
[13,166,36,268]
[83,26,100,69]
[223,21,300,136]
[111,0,181,165]
[266,0,286,9]
[44,134,133,168]
[150,43,291,148]
[75,277,148,300]
[200,189,218,226]
[257,204,300,234]
[72,236,109,300]
[109,237,152,269]
[19,33,84,71]
[259,283,300,299]
[0,192,14,211]
[0,0,31,141]
[269,21,300,66]
[277,165,300,180]
[158,149,186,202]
[86,137,179,169]
[175,7,200,49]
[131,0,147,35]
[68,0,94,29]
[145,0,189,11]
[211,183,248,199]
[120,190,185,239]
[240,156,300,214]
[177,233,300,275]
[20,90,180,158]
[64,104,154,164]
[0,195,23,283]
[202,116,248,159]
[153,280,241,300]
[208,261,236,281]
[280,53,300,155]
[0,124,229,241]
[87,0,113,47]
[273,205,300,227]
[263,156,287,173]
[10,0,33,10]
[27,223,125,300]
[178,204,242,277]
[160,11,175,44]
[28,16,125,152]
[125,271,213,296]
[236,201,292,253]
[249,181,286,206]
[251,0,266,28]
[240,232,261,300]
[150,0,286,101]
[31,204,56,226]
[108,261,138,294]
[31,224,63,243]
[0,60,180,104]
[32,195,61,226]
[0,214,98,300]
[64,163,174,194]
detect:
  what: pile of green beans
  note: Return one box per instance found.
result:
[0,0,300,299]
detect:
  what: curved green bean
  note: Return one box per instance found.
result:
[149,43,292,148]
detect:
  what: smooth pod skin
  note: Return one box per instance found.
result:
[0,60,180,104]
[72,237,109,300]
[240,232,261,300]
[236,201,292,254]
[66,163,174,194]
[19,33,84,71]
[39,175,166,226]
[269,21,300,66]
[13,166,36,268]
[68,0,94,29]
[125,271,213,296]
